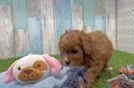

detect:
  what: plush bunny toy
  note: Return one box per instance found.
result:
[4,54,62,84]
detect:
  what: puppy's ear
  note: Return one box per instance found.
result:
[80,34,94,54]
[79,34,96,67]
[65,29,72,33]
[60,30,68,39]
[65,30,68,33]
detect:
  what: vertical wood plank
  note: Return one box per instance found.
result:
[105,0,116,48]
[27,0,43,54]
[55,0,72,53]
[83,0,95,32]
[0,6,15,58]
[28,17,43,54]
[95,0,105,16]
[12,0,29,56]
[15,30,30,57]
[71,0,83,30]
[95,16,106,32]
[0,0,11,5]
[27,0,40,17]
[12,0,28,29]
[40,0,57,54]
[55,0,72,40]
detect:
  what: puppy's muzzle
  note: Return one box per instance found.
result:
[65,61,70,66]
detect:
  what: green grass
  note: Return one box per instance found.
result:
[94,50,134,88]
[0,51,134,88]
[0,58,18,72]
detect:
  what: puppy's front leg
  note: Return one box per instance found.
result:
[84,67,101,88]
[79,80,86,88]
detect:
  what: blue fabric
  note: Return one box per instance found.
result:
[54,66,87,88]
[0,67,86,88]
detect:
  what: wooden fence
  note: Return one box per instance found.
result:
[0,0,116,59]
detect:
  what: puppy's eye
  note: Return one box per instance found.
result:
[72,50,78,54]
[18,67,21,70]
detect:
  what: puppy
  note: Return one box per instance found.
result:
[59,30,113,88]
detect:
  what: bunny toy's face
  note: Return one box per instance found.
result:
[13,55,50,84]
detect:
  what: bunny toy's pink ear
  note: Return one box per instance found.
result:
[4,61,16,83]
[43,54,62,76]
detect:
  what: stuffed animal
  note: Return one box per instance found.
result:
[107,65,134,88]
[4,54,62,84]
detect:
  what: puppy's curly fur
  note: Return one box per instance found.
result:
[59,30,113,88]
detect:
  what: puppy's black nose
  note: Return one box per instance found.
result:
[65,61,70,65]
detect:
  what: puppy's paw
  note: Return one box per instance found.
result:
[79,80,86,88]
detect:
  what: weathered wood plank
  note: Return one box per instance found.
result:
[40,0,57,54]
[27,0,40,17]
[54,0,72,40]
[28,17,43,54]
[95,0,105,16]
[15,30,29,57]
[0,6,15,58]
[71,0,83,30]
[12,0,30,57]
[54,0,72,54]
[105,0,116,48]
[83,0,95,32]
[0,0,11,5]
[12,0,28,29]
[95,16,106,32]
[27,0,43,54]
